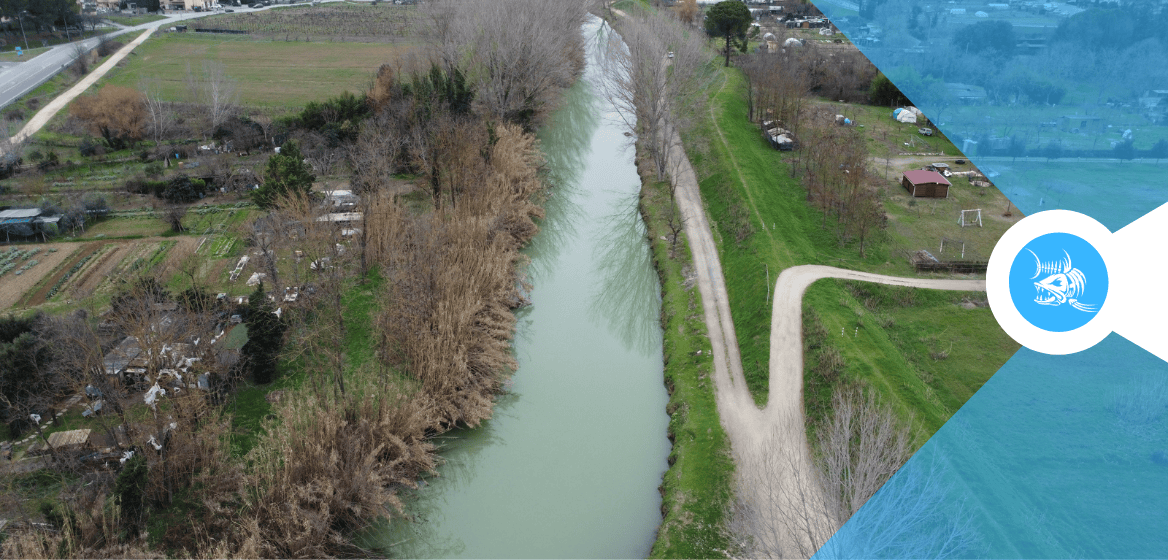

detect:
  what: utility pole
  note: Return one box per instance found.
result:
[18,11,30,52]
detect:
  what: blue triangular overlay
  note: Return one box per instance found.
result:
[812,1,1168,230]
[815,336,1168,558]
[805,2,1168,557]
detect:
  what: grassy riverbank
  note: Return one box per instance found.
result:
[639,158,734,559]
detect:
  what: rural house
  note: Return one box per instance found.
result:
[901,170,951,198]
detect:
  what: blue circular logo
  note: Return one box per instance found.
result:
[1008,232,1108,332]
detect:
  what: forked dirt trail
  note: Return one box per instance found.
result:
[665,124,986,555]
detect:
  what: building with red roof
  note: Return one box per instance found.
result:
[901,169,951,198]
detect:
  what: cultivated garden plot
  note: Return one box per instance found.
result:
[0,244,76,310]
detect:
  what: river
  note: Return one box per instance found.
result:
[365,17,671,559]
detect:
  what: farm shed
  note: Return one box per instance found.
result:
[0,208,58,240]
[901,170,951,198]
[103,336,144,377]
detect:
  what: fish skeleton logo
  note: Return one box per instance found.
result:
[1026,249,1097,313]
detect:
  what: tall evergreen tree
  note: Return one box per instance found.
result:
[252,140,316,209]
[241,283,285,384]
[705,1,752,67]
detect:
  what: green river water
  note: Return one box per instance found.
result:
[367,18,672,558]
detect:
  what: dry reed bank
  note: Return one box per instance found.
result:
[0,0,593,557]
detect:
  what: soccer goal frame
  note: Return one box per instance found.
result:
[958,208,983,228]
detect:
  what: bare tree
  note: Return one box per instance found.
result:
[349,110,410,195]
[186,62,239,136]
[674,0,700,27]
[203,62,239,134]
[164,205,187,233]
[71,41,91,75]
[424,0,590,127]
[732,387,977,559]
[244,213,282,289]
[140,77,174,145]
[601,10,714,185]
[741,46,811,131]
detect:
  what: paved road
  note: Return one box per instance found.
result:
[0,13,207,111]
[2,2,350,148]
[8,27,159,146]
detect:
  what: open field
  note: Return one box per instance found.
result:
[198,3,418,42]
[881,163,1021,263]
[0,203,260,312]
[812,99,964,158]
[100,33,411,108]
[802,279,1018,443]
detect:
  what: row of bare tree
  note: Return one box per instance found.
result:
[602,8,713,184]
[741,40,878,132]
[792,116,886,256]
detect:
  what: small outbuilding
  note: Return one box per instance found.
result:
[901,170,951,198]
[29,429,93,456]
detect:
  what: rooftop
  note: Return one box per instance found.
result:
[903,169,951,186]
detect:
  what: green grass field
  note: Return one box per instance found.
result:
[100,33,410,108]
[688,66,1019,438]
[802,280,1018,443]
[76,215,167,239]
[882,172,1020,264]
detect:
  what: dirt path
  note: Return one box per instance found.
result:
[667,114,987,556]
[8,28,156,146]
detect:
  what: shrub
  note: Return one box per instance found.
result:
[162,173,205,203]
[79,136,103,157]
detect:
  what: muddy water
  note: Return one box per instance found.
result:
[366,17,670,559]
